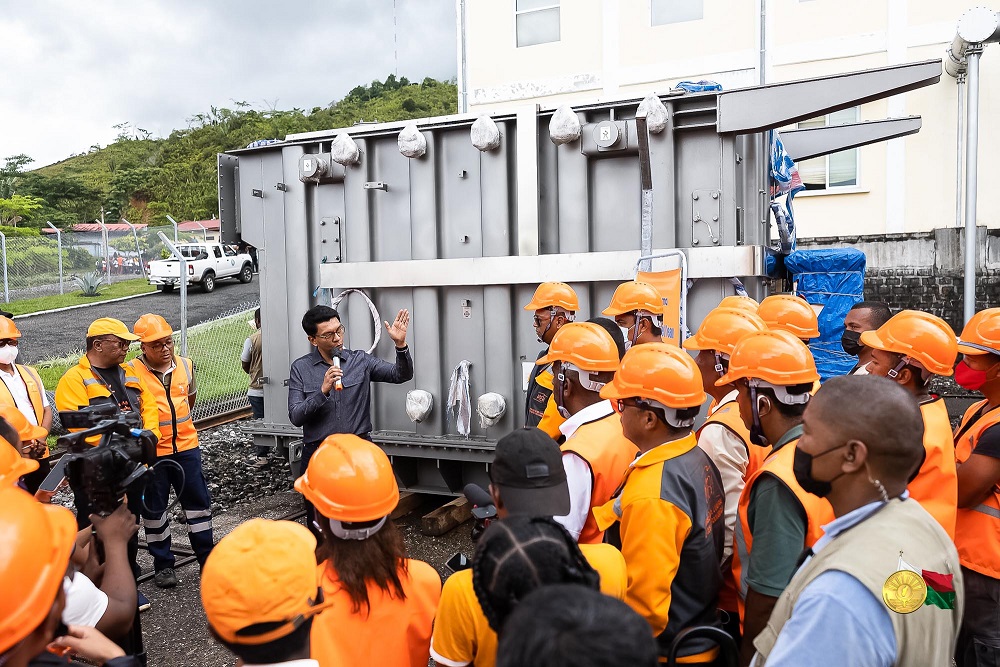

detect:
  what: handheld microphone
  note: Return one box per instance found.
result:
[332,357,343,391]
[463,483,493,507]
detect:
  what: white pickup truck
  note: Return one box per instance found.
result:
[147,242,254,293]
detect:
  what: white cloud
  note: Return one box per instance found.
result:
[0,0,457,167]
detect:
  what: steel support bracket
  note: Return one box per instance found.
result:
[779,116,923,162]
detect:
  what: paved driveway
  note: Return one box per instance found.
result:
[15,279,260,364]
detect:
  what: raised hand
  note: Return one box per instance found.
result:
[385,309,410,348]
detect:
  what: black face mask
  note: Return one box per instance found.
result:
[841,330,864,356]
[792,443,848,498]
[748,385,768,447]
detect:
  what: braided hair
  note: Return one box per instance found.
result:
[471,516,601,632]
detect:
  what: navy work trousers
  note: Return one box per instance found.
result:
[141,447,214,573]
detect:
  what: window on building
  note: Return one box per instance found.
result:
[516,0,560,47]
[651,0,704,25]
[797,107,859,190]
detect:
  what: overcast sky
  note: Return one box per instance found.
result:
[0,0,458,168]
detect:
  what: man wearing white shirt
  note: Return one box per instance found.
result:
[0,316,52,493]
[539,321,635,544]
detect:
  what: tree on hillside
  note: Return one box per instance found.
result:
[0,194,44,227]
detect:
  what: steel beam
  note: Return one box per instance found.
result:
[779,116,923,162]
[717,59,941,134]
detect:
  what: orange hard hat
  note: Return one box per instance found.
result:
[0,435,38,486]
[524,282,579,312]
[718,295,759,314]
[757,294,820,340]
[201,518,333,646]
[860,310,958,377]
[294,434,399,522]
[537,322,620,372]
[957,308,1000,356]
[600,343,706,409]
[0,486,76,655]
[683,307,768,357]
[133,313,173,343]
[0,316,21,339]
[0,405,47,443]
[602,281,665,317]
[717,329,820,387]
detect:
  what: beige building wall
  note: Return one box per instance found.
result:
[461,0,998,237]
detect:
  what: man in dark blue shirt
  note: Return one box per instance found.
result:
[288,305,412,525]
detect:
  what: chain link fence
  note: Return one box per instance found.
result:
[184,299,259,421]
[0,222,220,303]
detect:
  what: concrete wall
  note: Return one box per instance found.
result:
[463,1,999,237]
[798,226,1000,332]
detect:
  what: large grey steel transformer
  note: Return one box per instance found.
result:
[219,59,941,495]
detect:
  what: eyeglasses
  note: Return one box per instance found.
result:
[144,339,174,352]
[98,337,131,350]
[614,398,645,413]
[314,327,346,341]
[0,339,18,347]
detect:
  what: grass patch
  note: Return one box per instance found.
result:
[5,279,155,316]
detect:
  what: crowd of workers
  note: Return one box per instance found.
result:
[0,277,999,667]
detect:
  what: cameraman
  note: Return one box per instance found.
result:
[55,317,160,610]
[0,486,141,667]
[126,314,214,590]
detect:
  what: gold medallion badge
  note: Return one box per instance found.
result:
[882,569,927,614]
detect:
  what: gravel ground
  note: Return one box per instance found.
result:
[14,278,260,364]
[56,419,475,667]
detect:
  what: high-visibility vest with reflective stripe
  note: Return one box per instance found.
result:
[732,438,835,622]
[695,398,769,613]
[128,356,197,457]
[954,399,1000,579]
[907,397,957,539]
[0,364,48,457]
[560,412,636,544]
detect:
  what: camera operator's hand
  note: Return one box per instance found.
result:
[89,504,138,549]
[21,439,47,460]
[50,625,126,665]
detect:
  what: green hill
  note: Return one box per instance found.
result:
[11,76,456,229]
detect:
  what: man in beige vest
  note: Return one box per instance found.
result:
[752,375,963,667]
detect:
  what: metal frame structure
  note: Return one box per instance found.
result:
[220,59,940,495]
[944,7,1000,323]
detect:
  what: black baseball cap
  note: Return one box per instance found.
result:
[490,428,570,517]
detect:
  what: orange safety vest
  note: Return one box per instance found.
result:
[907,397,957,539]
[954,399,1000,579]
[561,412,636,544]
[128,356,197,457]
[696,397,769,613]
[0,364,48,457]
[732,437,834,622]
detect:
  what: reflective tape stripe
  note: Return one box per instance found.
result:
[189,522,213,534]
[83,378,102,387]
[184,509,212,519]
[972,503,1000,520]
[612,495,622,519]
[142,514,168,530]
[144,529,170,542]
[124,376,140,385]
[158,414,192,427]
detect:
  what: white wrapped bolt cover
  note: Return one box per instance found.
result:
[405,390,434,423]
[471,115,502,152]
[637,94,669,134]
[331,133,361,166]
[477,392,507,429]
[397,123,427,159]
[549,105,582,145]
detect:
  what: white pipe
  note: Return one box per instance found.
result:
[96,211,111,285]
[158,232,188,356]
[457,0,469,113]
[956,73,965,228]
[166,214,179,242]
[120,218,147,280]
[963,48,982,324]
[45,221,63,294]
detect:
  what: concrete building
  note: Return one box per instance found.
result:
[458,1,998,238]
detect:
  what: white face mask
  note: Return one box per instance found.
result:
[0,345,18,365]
[854,363,870,376]
[619,326,632,351]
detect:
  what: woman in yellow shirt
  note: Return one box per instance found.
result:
[295,433,441,667]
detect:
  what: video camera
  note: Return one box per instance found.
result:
[58,404,158,516]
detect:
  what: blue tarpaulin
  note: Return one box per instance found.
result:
[784,248,866,382]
